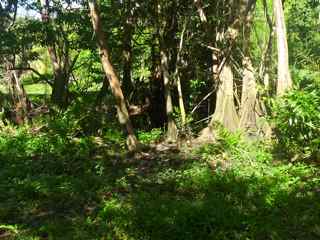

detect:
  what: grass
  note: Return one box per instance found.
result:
[0,83,51,106]
[24,84,51,95]
[0,124,319,240]
[0,83,50,95]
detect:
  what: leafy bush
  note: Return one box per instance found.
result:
[44,98,120,138]
[272,81,320,160]
[137,128,163,144]
[197,126,272,167]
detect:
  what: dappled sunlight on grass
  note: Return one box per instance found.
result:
[24,84,51,95]
[0,125,319,239]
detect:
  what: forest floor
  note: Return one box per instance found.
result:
[0,125,320,240]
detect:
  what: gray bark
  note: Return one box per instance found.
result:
[274,0,292,95]
[210,63,239,132]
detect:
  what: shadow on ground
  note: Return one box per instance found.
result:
[0,135,319,240]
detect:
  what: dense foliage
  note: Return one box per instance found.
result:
[272,78,320,160]
[0,125,319,239]
[0,0,319,239]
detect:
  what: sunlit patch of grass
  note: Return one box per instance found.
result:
[24,83,51,95]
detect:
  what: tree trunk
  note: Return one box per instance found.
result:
[160,47,178,142]
[88,0,139,151]
[122,0,134,95]
[210,63,239,132]
[194,0,207,23]
[193,0,217,140]
[274,0,292,95]
[176,74,186,125]
[5,61,29,125]
[157,1,178,142]
[149,37,166,128]
[175,19,187,126]
[193,0,239,133]
[40,0,68,107]
[259,0,274,91]
[239,57,258,132]
[95,77,108,106]
[239,2,259,132]
[51,71,67,107]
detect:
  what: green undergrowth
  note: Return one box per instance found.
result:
[0,125,319,239]
[137,128,163,144]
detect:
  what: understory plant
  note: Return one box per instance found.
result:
[272,78,320,160]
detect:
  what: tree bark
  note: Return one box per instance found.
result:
[274,0,292,96]
[259,0,274,90]
[239,1,259,132]
[194,0,239,133]
[149,36,166,128]
[239,57,258,132]
[157,1,178,142]
[40,0,68,107]
[194,0,207,23]
[210,63,239,132]
[122,0,134,95]
[88,0,139,151]
[175,19,187,126]
[5,60,29,125]
[160,46,178,142]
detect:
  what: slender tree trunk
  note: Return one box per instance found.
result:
[5,60,29,125]
[259,0,274,90]
[157,1,178,142]
[259,28,273,90]
[176,74,186,125]
[274,0,292,95]
[175,19,187,126]
[88,0,139,151]
[239,2,259,132]
[149,36,166,128]
[193,0,216,139]
[95,77,108,106]
[40,0,68,107]
[122,0,134,95]
[239,57,257,132]
[194,0,207,23]
[160,46,178,142]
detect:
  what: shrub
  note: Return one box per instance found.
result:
[137,128,163,144]
[272,80,320,160]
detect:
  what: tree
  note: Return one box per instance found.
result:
[174,18,187,126]
[88,0,139,151]
[39,0,84,107]
[239,0,259,133]
[0,0,30,124]
[194,0,240,133]
[210,62,239,132]
[274,0,292,95]
[121,0,134,95]
[40,0,68,106]
[157,0,178,142]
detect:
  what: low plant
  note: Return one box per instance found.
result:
[271,80,320,160]
[137,128,163,144]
